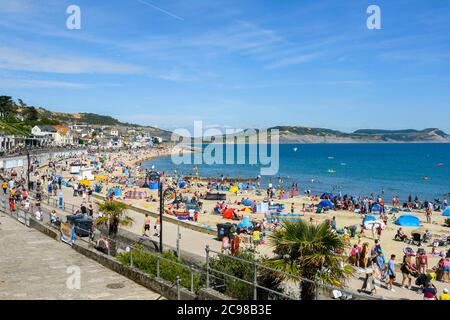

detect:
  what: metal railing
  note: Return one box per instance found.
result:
[0,193,380,301]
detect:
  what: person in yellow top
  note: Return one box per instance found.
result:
[252,229,260,248]
[439,288,450,300]
[2,181,8,195]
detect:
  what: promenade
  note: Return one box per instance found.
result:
[0,213,162,300]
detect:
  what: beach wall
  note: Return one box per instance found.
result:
[92,193,217,237]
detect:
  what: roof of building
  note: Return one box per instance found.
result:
[53,125,70,134]
[35,125,57,133]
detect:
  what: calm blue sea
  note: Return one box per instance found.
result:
[142,144,450,202]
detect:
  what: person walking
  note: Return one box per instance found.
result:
[143,214,151,237]
[385,254,397,292]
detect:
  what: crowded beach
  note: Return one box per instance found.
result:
[2,145,450,300]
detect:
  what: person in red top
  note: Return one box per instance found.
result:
[417,252,429,274]
[426,207,432,224]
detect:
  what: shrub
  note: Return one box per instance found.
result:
[117,247,202,292]
[208,249,285,300]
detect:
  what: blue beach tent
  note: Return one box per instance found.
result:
[395,215,420,227]
[321,192,333,199]
[362,215,377,224]
[442,207,450,217]
[318,199,334,209]
[242,199,253,207]
[371,203,382,214]
[179,181,190,189]
[238,217,253,229]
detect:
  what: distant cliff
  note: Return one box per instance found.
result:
[204,127,450,144]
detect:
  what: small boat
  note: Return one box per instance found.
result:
[423,176,429,180]
[328,169,336,174]
[340,162,347,166]
[328,156,334,159]
[293,147,298,152]
[437,163,445,167]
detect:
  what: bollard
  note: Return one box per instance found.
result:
[315,281,319,300]
[156,256,160,278]
[176,276,181,300]
[130,248,133,268]
[205,245,210,288]
[190,265,194,293]
[253,260,258,300]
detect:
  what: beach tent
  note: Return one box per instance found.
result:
[242,199,253,207]
[371,203,382,214]
[321,192,333,199]
[223,208,235,220]
[362,215,377,224]
[442,207,450,217]
[237,217,252,229]
[240,207,253,213]
[148,182,159,190]
[318,199,334,209]
[229,186,239,193]
[114,187,122,197]
[179,181,190,189]
[395,215,420,227]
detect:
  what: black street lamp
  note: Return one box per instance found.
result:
[148,170,163,253]
[26,150,31,191]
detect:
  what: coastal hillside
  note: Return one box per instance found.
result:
[271,126,450,143]
[204,126,450,143]
[0,95,172,139]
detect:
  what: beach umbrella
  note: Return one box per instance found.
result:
[318,199,334,209]
[229,186,239,193]
[240,207,253,213]
[442,207,450,217]
[395,215,420,227]
[242,199,253,206]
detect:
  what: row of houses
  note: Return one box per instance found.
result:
[31,125,77,146]
[0,123,164,152]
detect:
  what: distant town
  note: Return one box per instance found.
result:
[0,95,166,155]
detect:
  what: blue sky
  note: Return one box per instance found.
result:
[0,0,449,132]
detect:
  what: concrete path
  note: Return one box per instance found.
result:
[0,213,162,300]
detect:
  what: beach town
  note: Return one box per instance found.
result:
[1,143,450,301]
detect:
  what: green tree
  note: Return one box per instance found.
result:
[0,96,17,118]
[268,220,353,300]
[95,200,133,256]
[24,106,39,122]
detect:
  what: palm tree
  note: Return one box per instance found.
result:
[95,200,133,256]
[268,219,353,300]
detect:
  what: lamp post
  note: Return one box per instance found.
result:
[148,170,163,253]
[26,150,31,191]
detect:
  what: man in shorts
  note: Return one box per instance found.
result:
[143,214,151,237]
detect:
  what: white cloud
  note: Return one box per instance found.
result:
[0,47,143,74]
[265,53,321,69]
[0,79,91,89]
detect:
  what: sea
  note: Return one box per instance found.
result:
[141,144,450,203]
